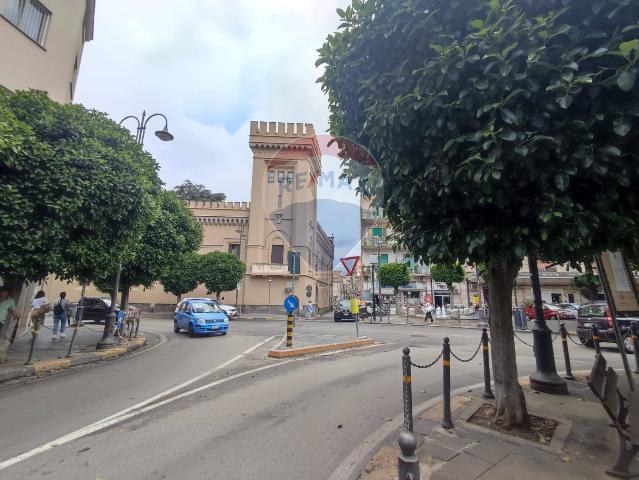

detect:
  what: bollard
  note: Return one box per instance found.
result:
[442,337,454,429]
[65,305,85,358]
[25,317,41,365]
[632,322,639,374]
[134,315,141,338]
[559,323,575,380]
[286,312,294,348]
[592,325,601,354]
[402,347,414,432]
[397,430,420,480]
[481,329,495,399]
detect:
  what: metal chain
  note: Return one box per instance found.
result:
[410,349,444,369]
[450,341,483,363]
[513,331,535,348]
[11,325,33,340]
[567,332,583,346]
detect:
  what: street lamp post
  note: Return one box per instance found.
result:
[235,222,246,316]
[96,111,174,350]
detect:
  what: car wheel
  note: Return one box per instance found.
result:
[188,323,196,338]
[174,320,180,333]
[622,334,635,354]
[579,336,594,348]
[221,332,228,336]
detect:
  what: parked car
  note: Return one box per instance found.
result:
[174,299,228,337]
[78,297,117,323]
[218,304,238,319]
[524,303,563,321]
[175,297,212,314]
[334,299,355,322]
[576,302,639,353]
[556,303,580,312]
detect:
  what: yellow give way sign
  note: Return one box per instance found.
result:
[350,298,360,314]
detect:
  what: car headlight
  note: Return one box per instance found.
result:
[196,318,206,325]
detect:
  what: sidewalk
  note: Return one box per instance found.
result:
[268,325,372,358]
[0,319,147,383]
[360,376,620,480]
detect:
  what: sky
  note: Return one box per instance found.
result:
[74,0,362,266]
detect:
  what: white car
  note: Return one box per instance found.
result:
[218,304,238,319]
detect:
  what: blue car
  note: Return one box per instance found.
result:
[174,299,229,337]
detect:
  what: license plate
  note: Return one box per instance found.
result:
[210,326,219,330]
[582,323,592,328]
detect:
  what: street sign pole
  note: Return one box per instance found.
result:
[268,277,271,315]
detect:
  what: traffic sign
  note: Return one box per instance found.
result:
[340,256,360,276]
[284,294,299,313]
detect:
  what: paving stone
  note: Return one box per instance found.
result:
[429,429,477,451]
[431,452,492,480]
[413,417,439,436]
[477,453,582,480]
[417,438,459,462]
[465,437,518,464]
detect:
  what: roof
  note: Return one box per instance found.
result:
[83,0,95,42]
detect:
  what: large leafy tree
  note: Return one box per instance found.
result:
[318,0,639,426]
[378,262,410,311]
[0,90,160,296]
[161,252,202,302]
[173,180,225,202]
[95,191,203,307]
[199,251,246,301]
[431,264,466,292]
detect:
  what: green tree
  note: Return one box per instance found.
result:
[199,251,246,301]
[379,262,410,312]
[0,90,160,297]
[95,191,203,308]
[173,180,225,202]
[318,0,639,426]
[161,252,202,302]
[431,264,466,293]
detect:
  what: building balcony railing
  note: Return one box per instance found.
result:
[362,237,392,248]
[250,263,291,276]
[361,209,385,223]
[516,271,580,279]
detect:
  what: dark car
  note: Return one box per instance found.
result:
[78,297,116,323]
[334,300,355,322]
[576,302,639,353]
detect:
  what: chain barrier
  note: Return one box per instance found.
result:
[513,330,535,348]
[567,332,583,346]
[410,349,443,369]
[449,341,482,363]
[12,325,33,340]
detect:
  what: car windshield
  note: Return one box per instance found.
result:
[339,300,351,309]
[579,304,606,317]
[190,302,222,313]
[101,298,112,307]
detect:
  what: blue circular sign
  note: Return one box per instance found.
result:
[284,295,299,313]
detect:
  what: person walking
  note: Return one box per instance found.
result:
[305,300,314,320]
[52,292,71,340]
[30,290,50,336]
[425,302,434,322]
[0,287,21,361]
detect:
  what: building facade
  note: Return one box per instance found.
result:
[0,0,95,102]
[45,121,335,314]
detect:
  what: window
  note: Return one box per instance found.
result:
[278,171,284,183]
[228,243,240,257]
[286,172,293,184]
[372,227,384,237]
[267,170,275,183]
[3,0,50,46]
[271,245,284,264]
[379,254,389,265]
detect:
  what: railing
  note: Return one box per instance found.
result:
[362,237,392,247]
[361,209,384,222]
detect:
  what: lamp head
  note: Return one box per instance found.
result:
[155,125,174,142]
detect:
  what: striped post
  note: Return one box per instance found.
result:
[25,315,42,365]
[286,312,294,348]
[442,337,454,429]
[592,325,601,355]
[481,328,494,399]
[559,323,575,380]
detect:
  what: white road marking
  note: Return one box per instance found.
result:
[0,334,378,471]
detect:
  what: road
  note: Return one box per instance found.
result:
[0,317,624,480]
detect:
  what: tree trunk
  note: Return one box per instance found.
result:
[394,288,400,314]
[176,293,182,304]
[120,288,130,312]
[487,260,529,428]
[0,314,19,363]
[216,291,221,302]
[4,276,23,301]
[584,263,599,300]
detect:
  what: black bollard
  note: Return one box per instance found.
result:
[442,337,454,429]
[65,305,85,358]
[559,323,575,380]
[592,325,601,355]
[632,322,639,374]
[402,347,414,432]
[25,317,41,365]
[481,329,494,399]
[397,431,420,480]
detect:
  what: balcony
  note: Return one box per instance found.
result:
[361,209,385,223]
[250,263,291,276]
[362,236,392,248]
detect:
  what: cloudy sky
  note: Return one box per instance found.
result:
[75,0,362,265]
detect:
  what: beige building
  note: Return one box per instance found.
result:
[0,0,95,102]
[46,121,335,314]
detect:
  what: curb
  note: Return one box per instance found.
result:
[0,336,147,383]
[268,337,373,358]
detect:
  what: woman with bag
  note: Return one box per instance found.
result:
[30,290,50,336]
[52,292,70,340]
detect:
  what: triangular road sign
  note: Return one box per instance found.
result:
[340,256,360,276]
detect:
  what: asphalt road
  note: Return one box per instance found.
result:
[0,317,626,480]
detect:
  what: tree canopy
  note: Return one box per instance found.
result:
[431,264,466,290]
[0,90,160,288]
[173,180,226,202]
[378,262,409,291]
[95,190,202,299]
[161,252,202,301]
[199,251,246,301]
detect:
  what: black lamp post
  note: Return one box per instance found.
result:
[528,255,568,394]
[96,111,174,350]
